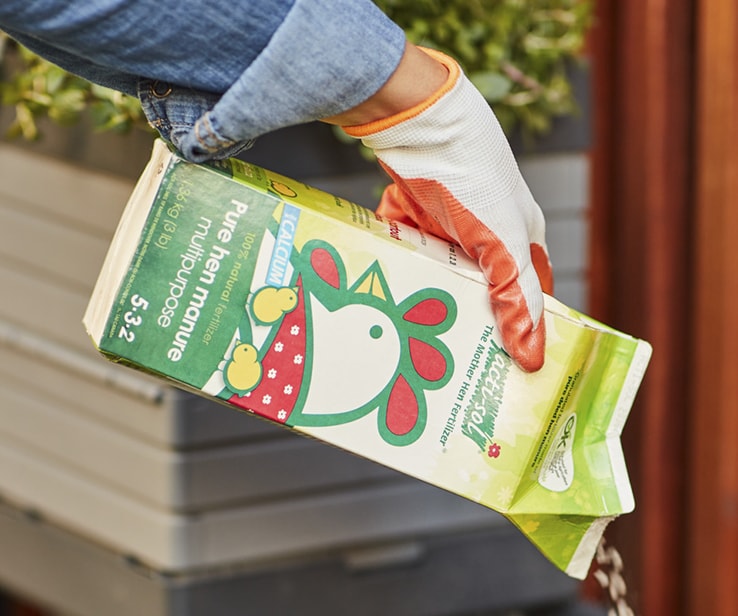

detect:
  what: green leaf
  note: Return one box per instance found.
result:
[470,71,512,102]
[14,102,39,140]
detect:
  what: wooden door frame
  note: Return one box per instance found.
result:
[687,1,738,614]
[590,0,738,614]
[587,0,693,614]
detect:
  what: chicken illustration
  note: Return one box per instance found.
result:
[223,341,261,395]
[219,239,457,446]
[249,286,299,324]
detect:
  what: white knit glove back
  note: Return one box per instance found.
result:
[344,48,553,372]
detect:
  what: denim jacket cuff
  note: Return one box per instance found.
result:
[138,79,254,160]
[137,0,405,163]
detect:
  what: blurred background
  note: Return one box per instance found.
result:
[0,0,735,614]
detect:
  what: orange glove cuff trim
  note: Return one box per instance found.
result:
[342,47,460,138]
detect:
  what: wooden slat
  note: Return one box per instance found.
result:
[0,344,278,449]
[0,259,92,353]
[0,382,396,512]
[0,436,498,572]
[587,1,693,613]
[0,203,110,291]
[0,144,133,236]
[687,1,738,614]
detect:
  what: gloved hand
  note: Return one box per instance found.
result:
[343,48,553,372]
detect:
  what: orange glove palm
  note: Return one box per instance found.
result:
[344,49,553,372]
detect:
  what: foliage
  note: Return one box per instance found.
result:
[375,0,593,135]
[0,33,145,140]
[0,0,591,141]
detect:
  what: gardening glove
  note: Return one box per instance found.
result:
[343,48,553,372]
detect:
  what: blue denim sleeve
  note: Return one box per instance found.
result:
[1,0,406,162]
[145,0,407,161]
[0,0,296,94]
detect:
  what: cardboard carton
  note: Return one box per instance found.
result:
[84,140,651,578]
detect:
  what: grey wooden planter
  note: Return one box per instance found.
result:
[0,67,596,613]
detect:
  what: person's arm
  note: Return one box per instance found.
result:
[0,0,407,160]
[322,42,448,127]
[1,1,551,370]
[0,0,296,94]
[333,46,553,372]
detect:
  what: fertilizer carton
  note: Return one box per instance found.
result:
[84,140,652,578]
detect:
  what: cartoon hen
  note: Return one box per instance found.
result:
[211,238,456,447]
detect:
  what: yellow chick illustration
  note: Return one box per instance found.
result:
[224,342,262,395]
[250,286,299,324]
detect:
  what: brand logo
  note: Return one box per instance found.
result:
[538,413,577,492]
[460,339,511,453]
